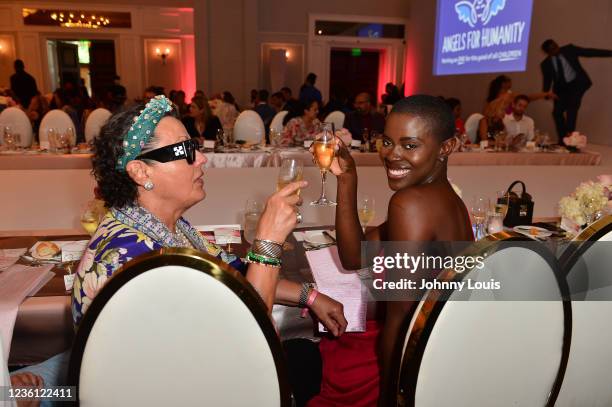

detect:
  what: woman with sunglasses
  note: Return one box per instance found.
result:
[12,96,346,398]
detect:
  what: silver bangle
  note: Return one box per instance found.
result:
[252,239,283,259]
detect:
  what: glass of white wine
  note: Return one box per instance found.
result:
[311,122,336,206]
[80,200,105,236]
[243,199,262,244]
[358,195,375,233]
[495,190,509,218]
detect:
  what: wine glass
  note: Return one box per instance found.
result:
[278,158,304,224]
[80,200,105,235]
[311,122,336,206]
[243,199,262,244]
[65,127,75,147]
[358,195,375,233]
[471,196,490,240]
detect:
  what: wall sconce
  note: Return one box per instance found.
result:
[285,50,291,59]
[0,44,3,53]
[155,47,171,65]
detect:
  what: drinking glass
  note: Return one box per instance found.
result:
[495,190,510,218]
[311,122,336,206]
[80,200,105,235]
[3,128,16,151]
[216,128,224,145]
[471,196,490,240]
[47,128,57,152]
[243,199,262,244]
[278,158,304,224]
[358,195,375,233]
[65,127,75,148]
[487,212,504,235]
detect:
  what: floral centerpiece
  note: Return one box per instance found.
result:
[559,175,612,235]
[563,131,587,152]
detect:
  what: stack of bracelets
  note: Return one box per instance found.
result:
[246,239,319,313]
[246,239,283,268]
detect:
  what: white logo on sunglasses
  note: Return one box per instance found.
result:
[173,145,185,156]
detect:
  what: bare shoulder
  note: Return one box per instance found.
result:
[389,184,438,211]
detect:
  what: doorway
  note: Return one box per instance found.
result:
[47,39,116,100]
[329,48,379,104]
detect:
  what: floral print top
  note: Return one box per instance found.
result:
[280,117,321,147]
[71,205,244,327]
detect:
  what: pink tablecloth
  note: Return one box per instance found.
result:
[0,149,601,170]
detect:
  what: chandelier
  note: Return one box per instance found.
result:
[50,11,111,29]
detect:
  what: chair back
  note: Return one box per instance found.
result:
[234,110,265,144]
[556,215,612,406]
[84,108,112,143]
[464,113,483,144]
[68,248,290,407]
[39,109,76,148]
[0,107,33,147]
[270,111,288,134]
[396,235,569,407]
[323,111,345,132]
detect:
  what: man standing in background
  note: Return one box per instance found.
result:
[540,39,612,143]
[10,59,38,109]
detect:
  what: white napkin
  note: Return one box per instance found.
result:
[0,264,54,360]
[0,248,27,271]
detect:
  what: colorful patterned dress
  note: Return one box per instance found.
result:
[71,205,244,327]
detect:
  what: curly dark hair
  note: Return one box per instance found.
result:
[92,103,175,208]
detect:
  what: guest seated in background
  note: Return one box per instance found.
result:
[270,92,284,113]
[249,88,258,109]
[322,95,473,406]
[143,86,165,103]
[299,73,323,104]
[486,75,554,112]
[445,97,465,136]
[503,94,535,141]
[254,89,276,129]
[280,98,321,147]
[182,95,223,141]
[174,90,189,118]
[381,82,402,106]
[478,98,507,142]
[319,87,351,120]
[27,91,50,137]
[214,91,240,130]
[343,92,385,140]
[281,86,300,113]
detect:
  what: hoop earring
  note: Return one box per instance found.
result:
[144,180,154,191]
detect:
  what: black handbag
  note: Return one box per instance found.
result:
[502,180,534,227]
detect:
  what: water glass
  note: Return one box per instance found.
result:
[471,196,490,240]
[487,212,504,235]
[244,199,262,244]
[3,129,16,150]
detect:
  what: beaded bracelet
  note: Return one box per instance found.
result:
[245,251,281,268]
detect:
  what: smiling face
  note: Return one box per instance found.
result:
[145,116,207,211]
[379,113,443,191]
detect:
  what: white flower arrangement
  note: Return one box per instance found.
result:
[563,132,587,149]
[559,177,610,228]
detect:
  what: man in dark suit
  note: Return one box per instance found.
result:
[540,39,612,143]
[254,89,276,143]
[10,59,38,109]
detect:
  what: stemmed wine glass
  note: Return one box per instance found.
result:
[277,158,304,221]
[471,196,490,240]
[311,122,336,206]
[243,199,262,244]
[358,195,375,233]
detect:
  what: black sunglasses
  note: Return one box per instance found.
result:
[137,139,200,165]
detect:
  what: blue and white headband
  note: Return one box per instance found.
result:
[116,95,173,170]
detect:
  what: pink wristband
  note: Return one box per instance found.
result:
[300,289,319,318]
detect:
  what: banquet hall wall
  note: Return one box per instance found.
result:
[0,2,195,102]
[404,0,612,146]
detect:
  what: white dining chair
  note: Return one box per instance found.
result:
[396,235,568,407]
[39,109,76,148]
[84,108,112,143]
[464,113,483,144]
[233,110,265,144]
[68,248,290,407]
[556,216,612,407]
[0,107,33,148]
[323,111,345,132]
[270,111,288,134]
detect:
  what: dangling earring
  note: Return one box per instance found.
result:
[144,180,154,191]
[438,156,447,163]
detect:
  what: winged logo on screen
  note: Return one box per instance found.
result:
[455,0,506,27]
